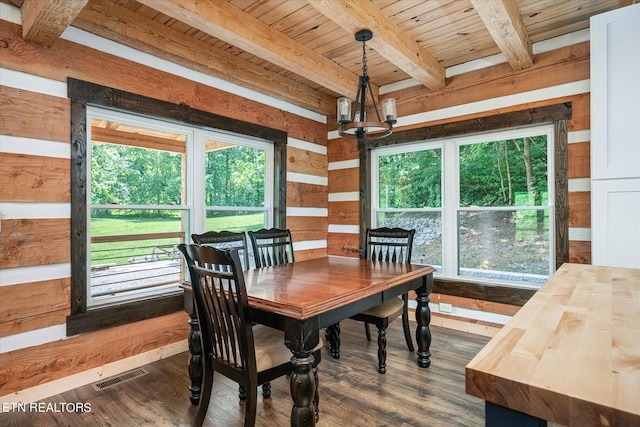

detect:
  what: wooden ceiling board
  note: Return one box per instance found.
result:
[231,0,290,20]
[2,0,634,115]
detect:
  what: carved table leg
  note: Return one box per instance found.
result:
[286,318,319,427]
[187,310,202,405]
[290,352,316,427]
[415,275,433,368]
[325,323,341,359]
[377,327,387,374]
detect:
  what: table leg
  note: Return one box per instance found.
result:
[286,318,319,427]
[187,310,203,405]
[415,275,433,368]
[325,323,340,359]
[290,351,317,426]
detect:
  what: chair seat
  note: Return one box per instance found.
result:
[360,296,404,318]
[254,324,323,372]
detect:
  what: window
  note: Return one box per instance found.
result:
[372,125,554,287]
[68,78,287,334]
[86,107,274,308]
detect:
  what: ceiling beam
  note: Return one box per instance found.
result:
[470,0,533,70]
[72,0,335,115]
[307,0,446,91]
[21,0,88,48]
[137,0,371,100]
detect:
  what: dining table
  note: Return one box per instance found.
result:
[183,255,435,427]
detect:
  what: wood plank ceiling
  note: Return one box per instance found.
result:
[6,0,634,116]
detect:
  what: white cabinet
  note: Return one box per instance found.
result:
[591,4,640,268]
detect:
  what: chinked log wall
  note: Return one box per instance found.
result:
[0,17,592,394]
[327,41,592,330]
[0,18,326,396]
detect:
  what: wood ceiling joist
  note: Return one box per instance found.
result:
[21,0,89,48]
[73,0,335,115]
[470,0,534,70]
[307,0,446,91]
[136,0,370,100]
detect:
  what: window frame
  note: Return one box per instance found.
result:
[67,78,287,335]
[371,125,555,285]
[360,104,571,305]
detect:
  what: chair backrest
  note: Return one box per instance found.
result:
[192,230,250,270]
[178,243,256,377]
[247,228,294,268]
[365,227,416,264]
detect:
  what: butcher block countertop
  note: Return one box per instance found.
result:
[465,263,640,426]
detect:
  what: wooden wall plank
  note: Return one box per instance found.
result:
[0,153,71,202]
[568,141,590,178]
[289,217,328,242]
[569,240,592,264]
[327,232,360,257]
[287,146,327,176]
[0,312,188,395]
[567,93,590,131]
[0,219,70,268]
[0,85,70,142]
[328,201,359,224]
[295,247,327,262]
[431,293,520,316]
[328,168,358,193]
[433,278,535,306]
[0,278,70,326]
[286,182,327,207]
[328,138,358,163]
[0,309,68,338]
[568,191,591,228]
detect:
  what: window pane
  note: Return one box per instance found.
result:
[379,148,442,208]
[205,142,265,207]
[458,210,549,284]
[91,123,185,206]
[376,211,442,271]
[459,136,547,207]
[90,208,186,303]
[89,116,188,306]
[205,209,267,232]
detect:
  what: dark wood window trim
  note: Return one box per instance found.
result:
[67,78,287,336]
[360,103,571,306]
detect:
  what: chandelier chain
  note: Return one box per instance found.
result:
[362,40,368,77]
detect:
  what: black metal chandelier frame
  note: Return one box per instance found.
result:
[337,29,397,141]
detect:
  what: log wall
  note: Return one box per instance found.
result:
[0,17,326,397]
[327,42,593,323]
[0,10,594,395]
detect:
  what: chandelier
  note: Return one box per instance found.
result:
[337,29,397,141]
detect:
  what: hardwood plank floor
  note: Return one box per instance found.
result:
[0,320,490,426]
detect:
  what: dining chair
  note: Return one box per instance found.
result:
[350,227,416,374]
[247,227,294,268]
[191,230,250,270]
[178,243,321,426]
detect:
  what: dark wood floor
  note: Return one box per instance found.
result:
[1,320,490,426]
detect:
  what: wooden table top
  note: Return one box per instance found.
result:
[465,263,640,426]
[243,256,435,320]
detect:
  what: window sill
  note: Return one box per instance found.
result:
[66,293,183,336]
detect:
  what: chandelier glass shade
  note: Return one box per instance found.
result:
[337,29,397,141]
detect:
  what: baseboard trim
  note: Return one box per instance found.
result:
[0,340,188,404]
